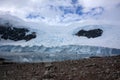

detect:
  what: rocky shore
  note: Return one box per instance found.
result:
[0,55,120,80]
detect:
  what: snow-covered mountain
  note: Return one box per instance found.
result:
[0,15,120,49]
[0,13,120,62]
[0,13,37,41]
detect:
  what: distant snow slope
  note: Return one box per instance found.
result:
[0,13,120,49]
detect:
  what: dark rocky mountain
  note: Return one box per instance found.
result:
[0,23,36,41]
[75,28,103,38]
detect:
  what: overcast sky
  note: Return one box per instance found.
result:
[0,0,120,24]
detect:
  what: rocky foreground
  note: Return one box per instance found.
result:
[0,55,120,80]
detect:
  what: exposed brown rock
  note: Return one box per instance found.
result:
[0,55,120,80]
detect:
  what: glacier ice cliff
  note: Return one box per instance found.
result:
[0,45,120,62]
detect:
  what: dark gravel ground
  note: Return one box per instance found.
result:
[0,55,120,80]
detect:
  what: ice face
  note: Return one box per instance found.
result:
[0,45,120,62]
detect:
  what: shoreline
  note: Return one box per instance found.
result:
[0,55,120,80]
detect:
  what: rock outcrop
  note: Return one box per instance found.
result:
[75,28,103,38]
[0,23,36,41]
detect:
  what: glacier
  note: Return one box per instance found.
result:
[0,45,120,62]
[0,14,120,62]
[0,13,120,49]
